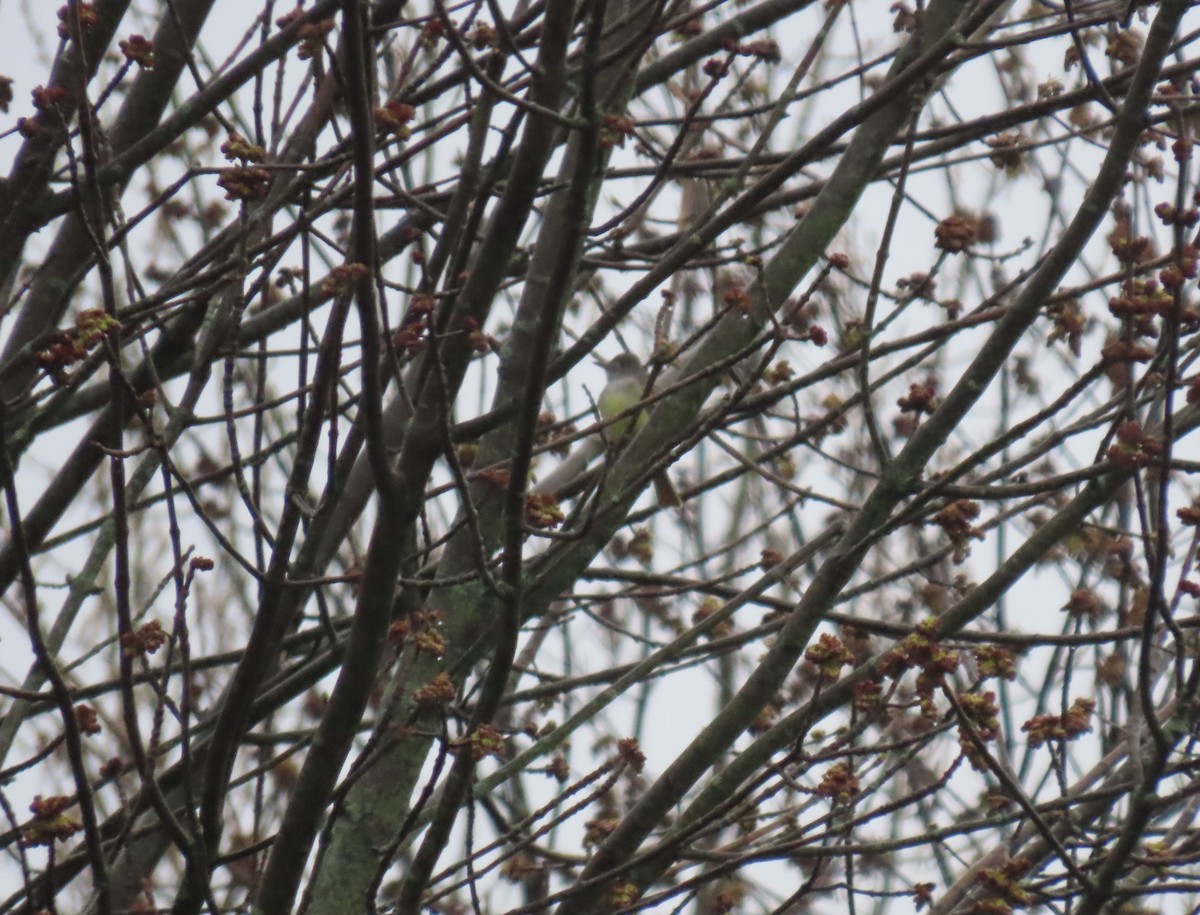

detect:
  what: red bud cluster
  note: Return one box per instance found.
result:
[1105,419,1164,467]
[119,35,156,69]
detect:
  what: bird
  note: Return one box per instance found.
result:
[595,353,682,507]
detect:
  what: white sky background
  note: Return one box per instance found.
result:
[1,0,1199,911]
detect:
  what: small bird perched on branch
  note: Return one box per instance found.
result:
[596,353,682,507]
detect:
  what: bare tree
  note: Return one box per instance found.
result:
[2,0,1200,912]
